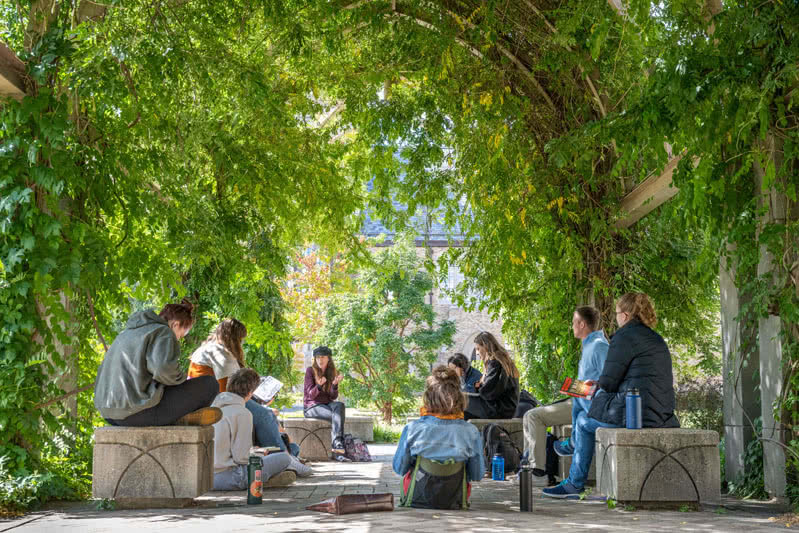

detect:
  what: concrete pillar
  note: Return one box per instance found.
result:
[720,253,760,483]
[753,138,788,500]
[757,249,787,499]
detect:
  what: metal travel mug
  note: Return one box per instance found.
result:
[625,388,642,429]
[519,464,534,512]
[247,455,263,504]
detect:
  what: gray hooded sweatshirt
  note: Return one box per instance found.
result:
[94,310,187,420]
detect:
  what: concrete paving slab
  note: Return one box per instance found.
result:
[1,444,789,532]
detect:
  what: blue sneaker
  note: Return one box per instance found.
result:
[553,438,574,457]
[542,481,582,499]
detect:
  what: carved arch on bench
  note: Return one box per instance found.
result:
[100,440,213,498]
[598,443,713,502]
[284,424,330,456]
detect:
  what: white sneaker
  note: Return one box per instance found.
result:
[287,454,313,477]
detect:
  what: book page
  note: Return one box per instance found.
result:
[253,375,283,402]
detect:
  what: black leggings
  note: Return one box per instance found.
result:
[106,375,218,426]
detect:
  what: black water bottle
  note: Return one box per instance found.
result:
[247,455,262,505]
[519,463,534,512]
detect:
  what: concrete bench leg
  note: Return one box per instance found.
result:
[282,418,333,461]
[92,426,214,508]
[596,428,721,505]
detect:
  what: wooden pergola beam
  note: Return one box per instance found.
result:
[0,41,26,100]
[615,153,683,229]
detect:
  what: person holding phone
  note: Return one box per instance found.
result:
[303,346,346,457]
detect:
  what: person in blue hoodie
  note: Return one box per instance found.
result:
[394,365,485,509]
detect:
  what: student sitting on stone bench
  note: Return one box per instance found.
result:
[212,368,311,491]
[463,332,520,420]
[94,301,220,427]
[394,365,485,509]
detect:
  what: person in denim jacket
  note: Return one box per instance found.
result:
[394,365,486,503]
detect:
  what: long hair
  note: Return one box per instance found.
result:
[312,346,336,393]
[474,331,520,379]
[617,292,657,329]
[205,318,247,368]
[423,365,466,415]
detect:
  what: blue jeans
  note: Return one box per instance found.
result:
[565,411,617,490]
[569,397,590,449]
[246,400,286,452]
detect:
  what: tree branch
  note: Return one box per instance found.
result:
[35,383,94,409]
[86,289,108,351]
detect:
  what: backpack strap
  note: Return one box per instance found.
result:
[461,462,468,509]
[401,456,423,507]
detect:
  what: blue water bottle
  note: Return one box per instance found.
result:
[491,454,505,481]
[625,388,642,429]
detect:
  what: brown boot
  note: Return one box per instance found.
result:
[174,407,222,426]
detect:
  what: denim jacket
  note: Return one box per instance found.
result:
[393,416,485,482]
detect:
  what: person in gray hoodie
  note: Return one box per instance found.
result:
[94,301,219,426]
[212,368,312,490]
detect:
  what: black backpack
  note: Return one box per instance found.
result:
[481,423,521,474]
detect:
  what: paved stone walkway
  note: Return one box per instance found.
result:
[0,445,790,532]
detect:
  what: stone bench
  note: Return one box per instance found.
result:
[595,428,720,505]
[281,416,375,461]
[93,426,214,507]
[467,418,524,452]
[552,424,596,482]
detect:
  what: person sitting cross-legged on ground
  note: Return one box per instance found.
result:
[543,293,680,499]
[212,368,311,491]
[447,352,482,394]
[463,332,520,420]
[303,346,346,457]
[94,300,220,427]
[522,306,609,483]
[393,365,485,509]
[188,318,300,457]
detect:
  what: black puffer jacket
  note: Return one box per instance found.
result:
[478,359,520,419]
[588,319,680,428]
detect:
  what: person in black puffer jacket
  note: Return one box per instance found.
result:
[464,332,520,420]
[543,293,679,499]
[588,297,680,429]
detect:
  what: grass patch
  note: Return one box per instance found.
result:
[373,421,404,443]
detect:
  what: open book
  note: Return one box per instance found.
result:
[559,377,597,399]
[252,375,283,403]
